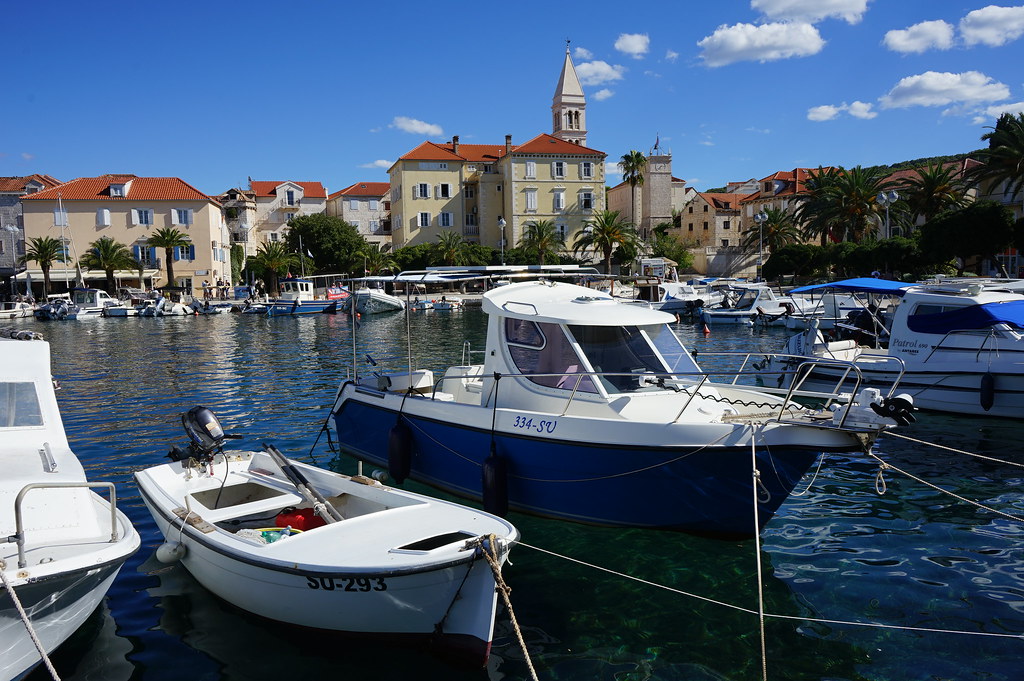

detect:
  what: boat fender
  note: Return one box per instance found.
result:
[387,418,413,483]
[980,372,995,412]
[482,449,509,518]
[156,541,187,563]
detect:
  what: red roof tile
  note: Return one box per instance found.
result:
[250,181,328,199]
[511,133,603,156]
[331,181,390,199]
[398,134,604,165]
[0,174,62,193]
[22,175,215,202]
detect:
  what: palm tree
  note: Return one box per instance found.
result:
[79,236,135,293]
[252,241,299,296]
[618,150,647,233]
[572,209,640,278]
[739,206,801,258]
[971,112,1024,210]
[356,243,397,276]
[899,162,970,226]
[518,219,565,266]
[147,227,190,288]
[22,236,65,297]
[434,229,468,266]
[794,166,895,243]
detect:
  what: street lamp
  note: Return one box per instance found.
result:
[3,225,19,297]
[498,216,506,266]
[753,211,768,282]
[877,190,899,239]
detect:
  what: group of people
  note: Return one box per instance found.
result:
[202,279,232,300]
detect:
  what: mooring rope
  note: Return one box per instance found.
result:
[477,535,540,681]
[886,431,1024,469]
[0,559,62,680]
[750,426,769,681]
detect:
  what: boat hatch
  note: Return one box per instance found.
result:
[397,531,477,552]
[1,381,43,428]
[190,481,288,510]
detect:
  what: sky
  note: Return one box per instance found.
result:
[3,0,1024,196]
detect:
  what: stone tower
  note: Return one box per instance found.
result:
[552,45,587,146]
[641,141,673,238]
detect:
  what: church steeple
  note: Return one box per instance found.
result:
[552,43,587,146]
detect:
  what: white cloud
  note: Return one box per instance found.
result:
[615,33,650,59]
[971,101,1024,124]
[593,88,615,101]
[605,162,622,178]
[880,70,1009,109]
[884,20,954,53]
[390,116,443,136]
[752,0,868,24]
[697,22,825,67]
[847,100,877,119]
[807,104,843,121]
[20,152,33,160]
[573,46,593,61]
[665,49,679,62]
[360,160,392,169]
[575,60,626,86]
[807,101,877,121]
[960,5,1024,47]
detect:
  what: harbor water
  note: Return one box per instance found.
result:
[17,309,1024,681]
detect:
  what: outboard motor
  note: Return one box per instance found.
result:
[168,405,227,463]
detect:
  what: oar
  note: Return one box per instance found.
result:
[262,444,345,523]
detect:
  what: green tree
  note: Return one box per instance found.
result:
[147,227,191,288]
[740,206,802,260]
[79,236,135,293]
[920,201,1016,277]
[795,166,897,244]
[22,236,65,297]
[899,162,970,227]
[230,244,244,283]
[573,210,640,278]
[356,243,398,276]
[251,241,299,295]
[434,229,468,266]
[618,150,647,232]
[285,214,366,274]
[518,220,565,266]
[971,112,1024,209]
[648,232,697,272]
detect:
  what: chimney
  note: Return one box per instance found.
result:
[505,134,512,155]
[452,135,460,155]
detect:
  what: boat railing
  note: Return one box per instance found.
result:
[12,481,122,568]
[428,355,887,429]
[461,341,486,366]
[923,325,1019,363]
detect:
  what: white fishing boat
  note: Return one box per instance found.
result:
[135,407,518,666]
[409,298,434,311]
[332,280,911,537]
[699,284,817,326]
[432,297,463,310]
[0,301,33,320]
[761,277,1024,417]
[34,288,119,320]
[0,328,140,681]
[352,287,406,314]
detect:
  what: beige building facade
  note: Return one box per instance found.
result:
[328,181,391,248]
[21,174,228,295]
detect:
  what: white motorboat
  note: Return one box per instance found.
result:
[699,284,817,326]
[432,297,463,310]
[631,278,728,315]
[0,301,33,320]
[138,293,193,317]
[35,288,119,320]
[135,407,518,667]
[352,287,406,314]
[0,327,140,681]
[761,277,1024,417]
[332,280,910,537]
[409,298,434,311]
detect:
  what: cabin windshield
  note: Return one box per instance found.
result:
[72,290,93,304]
[0,382,43,428]
[504,318,598,393]
[567,323,695,393]
[732,288,763,309]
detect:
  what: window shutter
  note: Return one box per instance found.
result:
[131,209,140,226]
[133,245,141,259]
[149,247,157,262]
[190,245,196,260]
[173,247,180,261]
[187,209,194,225]
[170,209,179,226]
[551,162,557,177]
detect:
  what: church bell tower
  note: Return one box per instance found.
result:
[552,43,588,146]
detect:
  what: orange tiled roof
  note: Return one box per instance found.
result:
[331,182,390,199]
[883,158,981,183]
[22,175,215,202]
[250,181,328,199]
[0,174,62,193]
[699,192,745,210]
[512,133,603,156]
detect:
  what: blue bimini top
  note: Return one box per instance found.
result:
[907,299,1024,334]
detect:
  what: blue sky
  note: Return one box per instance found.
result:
[3,0,1024,196]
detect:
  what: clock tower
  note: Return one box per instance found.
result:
[552,44,587,146]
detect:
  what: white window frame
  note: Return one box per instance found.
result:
[350,199,360,211]
[132,208,154,226]
[579,191,593,211]
[418,212,431,228]
[416,183,429,199]
[580,161,593,179]
[525,161,536,179]
[552,161,566,179]
[525,189,537,212]
[436,183,451,199]
[172,208,193,226]
[369,199,378,211]
[553,189,565,211]
[439,212,453,227]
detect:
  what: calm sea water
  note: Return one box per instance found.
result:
[15,308,1024,681]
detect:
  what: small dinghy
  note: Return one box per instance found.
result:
[134,406,518,667]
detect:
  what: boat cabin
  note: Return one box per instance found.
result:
[72,288,118,308]
[278,279,315,301]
